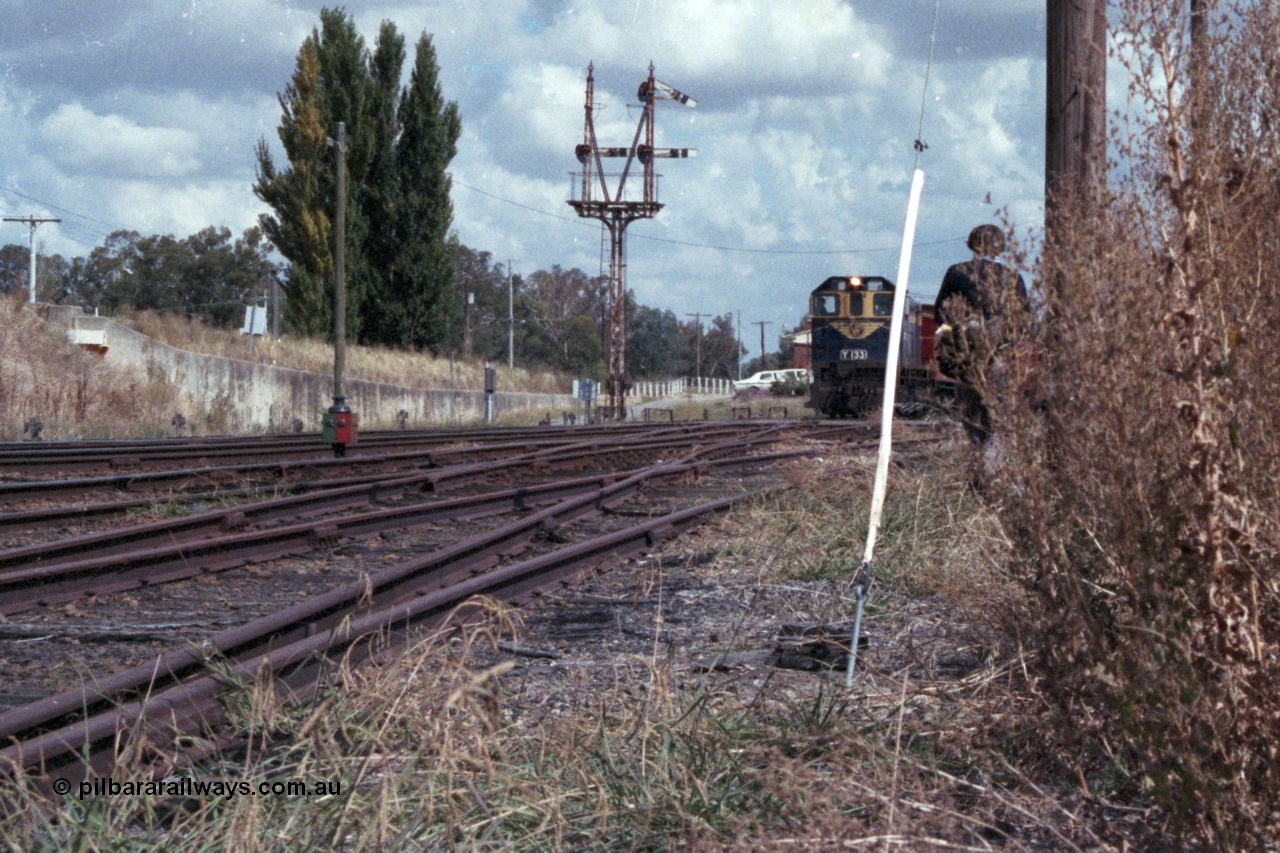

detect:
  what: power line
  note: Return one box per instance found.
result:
[2,187,122,233]
[456,178,966,256]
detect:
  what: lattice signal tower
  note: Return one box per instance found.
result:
[568,62,695,419]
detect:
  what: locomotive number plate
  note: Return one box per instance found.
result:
[839,349,869,361]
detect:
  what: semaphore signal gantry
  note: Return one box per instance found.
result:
[568,62,696,420]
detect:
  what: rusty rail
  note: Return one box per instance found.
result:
[0,487,753,792]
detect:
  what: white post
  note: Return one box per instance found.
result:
[848,167,925,687]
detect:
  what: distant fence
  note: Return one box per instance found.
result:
[631,377,735,398]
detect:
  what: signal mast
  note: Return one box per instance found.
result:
[568,62,695,419]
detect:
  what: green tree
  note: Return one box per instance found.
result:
[255,34,330,336]
[255,8,378,340]
[382,32,461,351]
[256,10,460,350]
[627,305,682,379]
[359,21,407,345]
[701,313,744,379]
[181,227,277,327]
[521,265,606,371]
[0,244,30,294]
[48,228,274,326]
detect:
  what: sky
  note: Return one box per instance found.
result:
[0,0,1047,346]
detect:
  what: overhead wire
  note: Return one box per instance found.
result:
[3,187,122,233]
[456,179,965,256]
[910,0,943,173]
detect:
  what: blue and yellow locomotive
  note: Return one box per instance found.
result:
[805,275,936,418]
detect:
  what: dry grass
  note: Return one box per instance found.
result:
[0,298,180,440]
[0,301,574,439]
[0,444,1119,851]
[127,310,569,396]
[969,4,1280,848]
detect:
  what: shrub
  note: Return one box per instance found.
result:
[981,4,1280,848]
[768,375,808,397]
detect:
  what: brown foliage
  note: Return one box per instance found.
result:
[981,4,1280,848]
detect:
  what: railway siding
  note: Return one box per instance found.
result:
[0,420,881,797]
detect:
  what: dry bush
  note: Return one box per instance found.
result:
[0,295,179,439]
[982,3,1280,847]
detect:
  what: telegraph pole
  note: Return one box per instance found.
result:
[736,310,743,379]
[464,287,473,358]
[685,312,704,380]
[3,216,61,304]
[752,321,771,371]
[333,122,347,406]
[507,259,515,371]
[269,273,281,338]
[323,122,357,457]
[1046,0,1107,226]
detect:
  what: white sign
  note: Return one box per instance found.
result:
[241,304,267,336]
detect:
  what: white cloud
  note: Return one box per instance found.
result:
[109,179,265,238]
[38,103,201,179]
[2,0,1049,330]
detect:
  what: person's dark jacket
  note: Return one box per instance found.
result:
[935,259,1028,328]
[935,259,1029,383]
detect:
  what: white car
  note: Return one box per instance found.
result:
[732,368,811,394]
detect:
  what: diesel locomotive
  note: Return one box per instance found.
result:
[805,275,939,418]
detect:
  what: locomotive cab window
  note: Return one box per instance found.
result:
[872,293,894,317]
[813,294,840,316]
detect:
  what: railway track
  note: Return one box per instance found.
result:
[0,419,893,798]
[0,421,802,503]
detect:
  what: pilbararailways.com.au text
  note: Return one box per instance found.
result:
[56,776,342,801]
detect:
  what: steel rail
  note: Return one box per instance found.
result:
[0,442,805,616]
[0,440,802,747]
[0,427,787,575]
[0,421,773,473]
[0,424,800,532]
[0,425,616,473]
[0,421,794,501]
[1,489,755,790]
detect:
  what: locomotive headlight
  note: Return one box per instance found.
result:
[850,277,863,289]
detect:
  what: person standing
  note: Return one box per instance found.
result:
[934,224,1030,447]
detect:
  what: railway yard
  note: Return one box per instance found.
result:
[0,419,908,800]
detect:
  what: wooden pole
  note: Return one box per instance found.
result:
[1046,0,1107,225]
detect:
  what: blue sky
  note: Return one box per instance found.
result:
[0,0,1047,340]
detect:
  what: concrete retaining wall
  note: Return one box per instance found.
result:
[55,310,575,432]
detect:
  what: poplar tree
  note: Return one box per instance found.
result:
[384,32,462,351]
[257,8,456,345]
[359,22,407,345]
[311,8,375,342]
[254,36,329,336]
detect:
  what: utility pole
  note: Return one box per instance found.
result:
[568,62,696,419]
[1046,0,1107,228]
[333,122,347,406]
[753,321,771,371]
[736,310,743,379]
[464,287,474,358]
[3,216,61,304]
[269,273,281,338]
[507,259,514,371]
[685,312,704,380]
[323,122,356,457]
